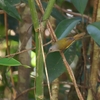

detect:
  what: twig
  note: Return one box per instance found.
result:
[47,21,57,42]
[60,81,89,89]
[4,12,9,54]
[14,81,88,100]
[1,40,52,58]
[92,0,98,22]
[60,51,84,100]
[55,5,92,23]
[14,87,35,100]
[4,12,17,99]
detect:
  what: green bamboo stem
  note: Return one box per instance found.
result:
[28,0,44,100]
[28,0,39,28]
[28,0,56,100]
[42,0,56,25]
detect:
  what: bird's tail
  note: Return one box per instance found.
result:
[74,32,86,40]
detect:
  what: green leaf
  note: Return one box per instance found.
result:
[56,0,64,6]
[46,42,81,82]
[23,65,31,68]
[87,22,100,46]
[0,0,21,20]
[21,0,28,3]
[55,18,80,39]
[0,58,21,66]
[5,0,28,5]
[47,52,66,82]
[51,6,66,24]
[31,51,36,67]
[71,0,88,14]
[5,0,21,5]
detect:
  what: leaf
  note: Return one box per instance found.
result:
[87,22,100,46]
[5,0,21,5]
[0,58,21,66]
[46,42,81,82]
[71,0,88,14]
[5,0,28,5]
[31,51,36,67]
[56,0,65,6]
[55,18,80,39]
[47,52,66,82]
[23,65,31,68]
[0,0,21,20]
[21,0,28,3]
[51,6,66,24]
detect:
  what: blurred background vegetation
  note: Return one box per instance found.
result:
[0,0,100,100]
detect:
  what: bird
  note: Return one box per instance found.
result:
[49,33,85,52]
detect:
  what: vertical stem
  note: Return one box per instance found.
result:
[4,13,9,54]
[51,79,59,100]
[42,0,56,25]
[17,5,32,100]
[87,1,99,100]
[28,0,44,100]
[4,12,16,99]
[60,52,84,100]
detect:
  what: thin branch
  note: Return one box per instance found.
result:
[1,40,52,58]
[60,51,84,100]
[55,5,92,23]
[4,12,17,99]
[92,0,99,22]
[14,81,89,100]
[60,81,89,89]
[14,87,35,100]
[4,13,9,54]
